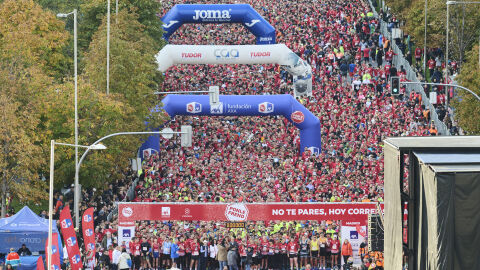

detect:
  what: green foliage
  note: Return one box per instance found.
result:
[79,0,164,52]
[453,45,480,134]
[0,0,167,209]
[46,9,167,188]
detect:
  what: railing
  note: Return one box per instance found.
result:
[367,0,450,136]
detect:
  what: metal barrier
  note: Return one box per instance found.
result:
[106,176,139,222]
[367,0,450,135]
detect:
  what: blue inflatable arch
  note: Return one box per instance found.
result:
[161,4,276,44]
[140,94,321,156]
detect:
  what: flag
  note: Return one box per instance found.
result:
[45,232,61,270]
[82,207,96,266]
[36,254,45,270]
[59,205,83,270]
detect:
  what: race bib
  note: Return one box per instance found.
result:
[332,244,337,249]
[193,251,199,256]
[143,247,147,251]
[321,244,325,248]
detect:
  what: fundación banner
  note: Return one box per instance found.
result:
[45,232,61,270]
[82,207,96,265]
[118,202,383,226]
[59,206,83,270]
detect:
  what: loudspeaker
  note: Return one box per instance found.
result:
[369,214,384,252]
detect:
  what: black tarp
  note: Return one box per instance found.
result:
[415,166,480,269]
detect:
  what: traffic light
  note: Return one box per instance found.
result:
[391,76,400,96]
[209,86,220,106]
[181,125,192,147]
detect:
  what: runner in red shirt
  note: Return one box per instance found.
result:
[260,235,269,270]
[152,238,160,270]
[287,236,299,270]
[415,47,422,63]
[330,235,341,269]
[190,238,200,270]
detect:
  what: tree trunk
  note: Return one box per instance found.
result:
[1,177,6,218]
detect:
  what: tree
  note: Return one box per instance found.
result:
[0,0,70,216]
[46,9,167,188]
[0,0,70,79]
[78,0,164,52]
[453,44,480,134]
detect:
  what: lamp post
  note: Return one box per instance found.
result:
[48,141,105,270]
[400,81,480,102]
[424,0,428,76]
[57,9,80,229]
[107,0,110,95]
[445,1,480,108]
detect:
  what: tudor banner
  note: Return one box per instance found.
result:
[59,206,83,270]
[82,208,96,257]
[118,203,383,226]
[45,232,61,270]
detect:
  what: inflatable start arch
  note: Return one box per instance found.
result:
[161,4,276,44]
[164,94,321,154]
[156,44,313,96]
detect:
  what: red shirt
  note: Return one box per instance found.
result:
[330,239,340,253]
[191,242,199,256]
[415,48,422,58]
[260,240,269,255]
[287,241,298,254]
[152,243,160,253]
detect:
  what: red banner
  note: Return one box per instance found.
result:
[36,255,45,270]
[118,203,383,226]
[82,207,96,260]
[45,232,61,270]
[59,206,83,270]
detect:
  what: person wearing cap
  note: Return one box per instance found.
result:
[6,248,20,269]
[17,244,31,256]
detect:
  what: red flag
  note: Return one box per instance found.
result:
[82,207,96,266]
[36,255,45,270]
[45,232,61,270]
[59,205,83,270]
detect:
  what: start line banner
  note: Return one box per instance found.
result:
[118,203,383,226]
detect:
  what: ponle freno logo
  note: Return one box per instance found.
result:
[291,111,305,124]
[193,9,232,20]
[186,102,202,113]
[225,203,249,221]
[258,102,274,113]
[250,52,271,58]
[181,52,202,58]
[122,206,133,218]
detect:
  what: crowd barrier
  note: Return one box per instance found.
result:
[367,0,449,135]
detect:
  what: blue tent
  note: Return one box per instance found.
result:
[0,206,63,269]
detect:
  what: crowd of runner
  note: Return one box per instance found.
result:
[10,0,453,269]
[93,0,437,269]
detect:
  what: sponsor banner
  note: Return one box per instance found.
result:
[341,225,367,266]
[59,206,82,270]
[45,232,61,270]
[118,226,136,252]
[156,44,308,73]
[161,94,321,153]
[82,207,96,266]
[161,4,276,44]
[118,203,383,225]
[37,255,45,270]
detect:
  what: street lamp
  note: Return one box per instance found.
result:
[107,0,110,95]
[47,141,105,270]
[445,0,480,108]
[57,9,81,229]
